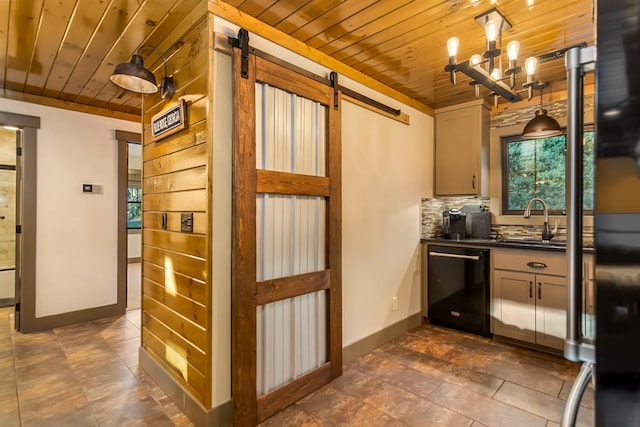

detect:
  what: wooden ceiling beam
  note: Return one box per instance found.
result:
[0,88,140,122]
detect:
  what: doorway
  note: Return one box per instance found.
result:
[0,127,18,308]
[115,130,142,313]
[126,142,142,310]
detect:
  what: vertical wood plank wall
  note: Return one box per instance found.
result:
[140,3,211,407]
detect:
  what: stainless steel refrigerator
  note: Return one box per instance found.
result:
[562,1,640,425]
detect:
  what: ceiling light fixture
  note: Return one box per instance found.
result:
[110,45,175,99]
[522,84,562,138]
[444,7,549,105]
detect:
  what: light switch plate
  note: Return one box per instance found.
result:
[180,212,193,233]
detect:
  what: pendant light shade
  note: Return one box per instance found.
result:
[522,108,562,139]
[110,54,158,94]
[110,45,175,99]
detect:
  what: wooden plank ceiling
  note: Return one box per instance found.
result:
[0,0,594,116]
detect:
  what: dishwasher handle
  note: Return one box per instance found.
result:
[429,251,480,261]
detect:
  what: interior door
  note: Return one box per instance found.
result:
[231,44,342,425]
[0,129,18,322]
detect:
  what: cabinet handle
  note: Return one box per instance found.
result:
[472,175,476,189]
[529,281,533,298]
[538,282,542,299]
[527,262,547,269]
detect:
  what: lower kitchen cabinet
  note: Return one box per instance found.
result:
[492,250,567,351]
[534,274,567,349]
[492,270,536,343]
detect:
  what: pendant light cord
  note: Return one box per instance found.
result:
[538,87,544,109]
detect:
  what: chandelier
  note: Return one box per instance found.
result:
[444,7,547,105]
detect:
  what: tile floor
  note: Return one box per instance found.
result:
[0,307,193,427]
[260,325,594,427]
[0,306,594,427]
[127,262,141,310]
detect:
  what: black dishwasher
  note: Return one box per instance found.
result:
[427,245,490,337]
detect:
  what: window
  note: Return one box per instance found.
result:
[502,129,594,214]
[127,169,141,229]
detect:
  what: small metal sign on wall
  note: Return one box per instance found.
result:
[151,99,187,141]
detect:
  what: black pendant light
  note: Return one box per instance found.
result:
[110,45,175,99]
[522,85,562,138]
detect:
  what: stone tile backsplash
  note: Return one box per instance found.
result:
[421,197,594,244]
[421,197,490,238]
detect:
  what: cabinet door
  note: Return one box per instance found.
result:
[535,275,567,350]
[583,256,595,340]
[492,270,536,343]
[435,107,479,196]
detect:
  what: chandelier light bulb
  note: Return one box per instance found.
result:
[484,20,498,42]
[447,37,460,57]
[491,67,502,80]
[525,56,538,76]
[507,41,520,61]
[470,54,483,66]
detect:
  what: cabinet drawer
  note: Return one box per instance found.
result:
[493,249,567,276]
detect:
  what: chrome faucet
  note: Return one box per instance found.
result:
[523,198,558,242]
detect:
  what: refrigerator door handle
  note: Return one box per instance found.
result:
[561,362,593,427]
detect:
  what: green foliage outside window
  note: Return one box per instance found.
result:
[127,187,142,229]
[503,130,594,214]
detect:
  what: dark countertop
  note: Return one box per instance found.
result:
[421,237,595,253]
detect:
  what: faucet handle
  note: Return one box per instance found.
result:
[551,219,560,237]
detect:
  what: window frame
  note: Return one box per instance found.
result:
[500,124,594,216]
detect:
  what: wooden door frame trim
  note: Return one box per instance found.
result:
[117,130,142,316]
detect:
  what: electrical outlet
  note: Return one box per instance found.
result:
[392,296,398,311]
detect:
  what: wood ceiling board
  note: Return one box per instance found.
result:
[234,0,279,18]
[255,0,311,27]
[23,0,77,94]
[312,0,435,56]
[0,1,11,87]
[303,0,416,50]
[57,0,147,101]
[41,0,112,99]
[329,1,478,66]
[75,0,190,106]
[272,0,344,35]
[288,0,388,43]
[4,0,45,92]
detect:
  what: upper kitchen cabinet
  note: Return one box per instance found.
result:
[434,100,490,196]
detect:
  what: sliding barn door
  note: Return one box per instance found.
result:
[232,46,342,425]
